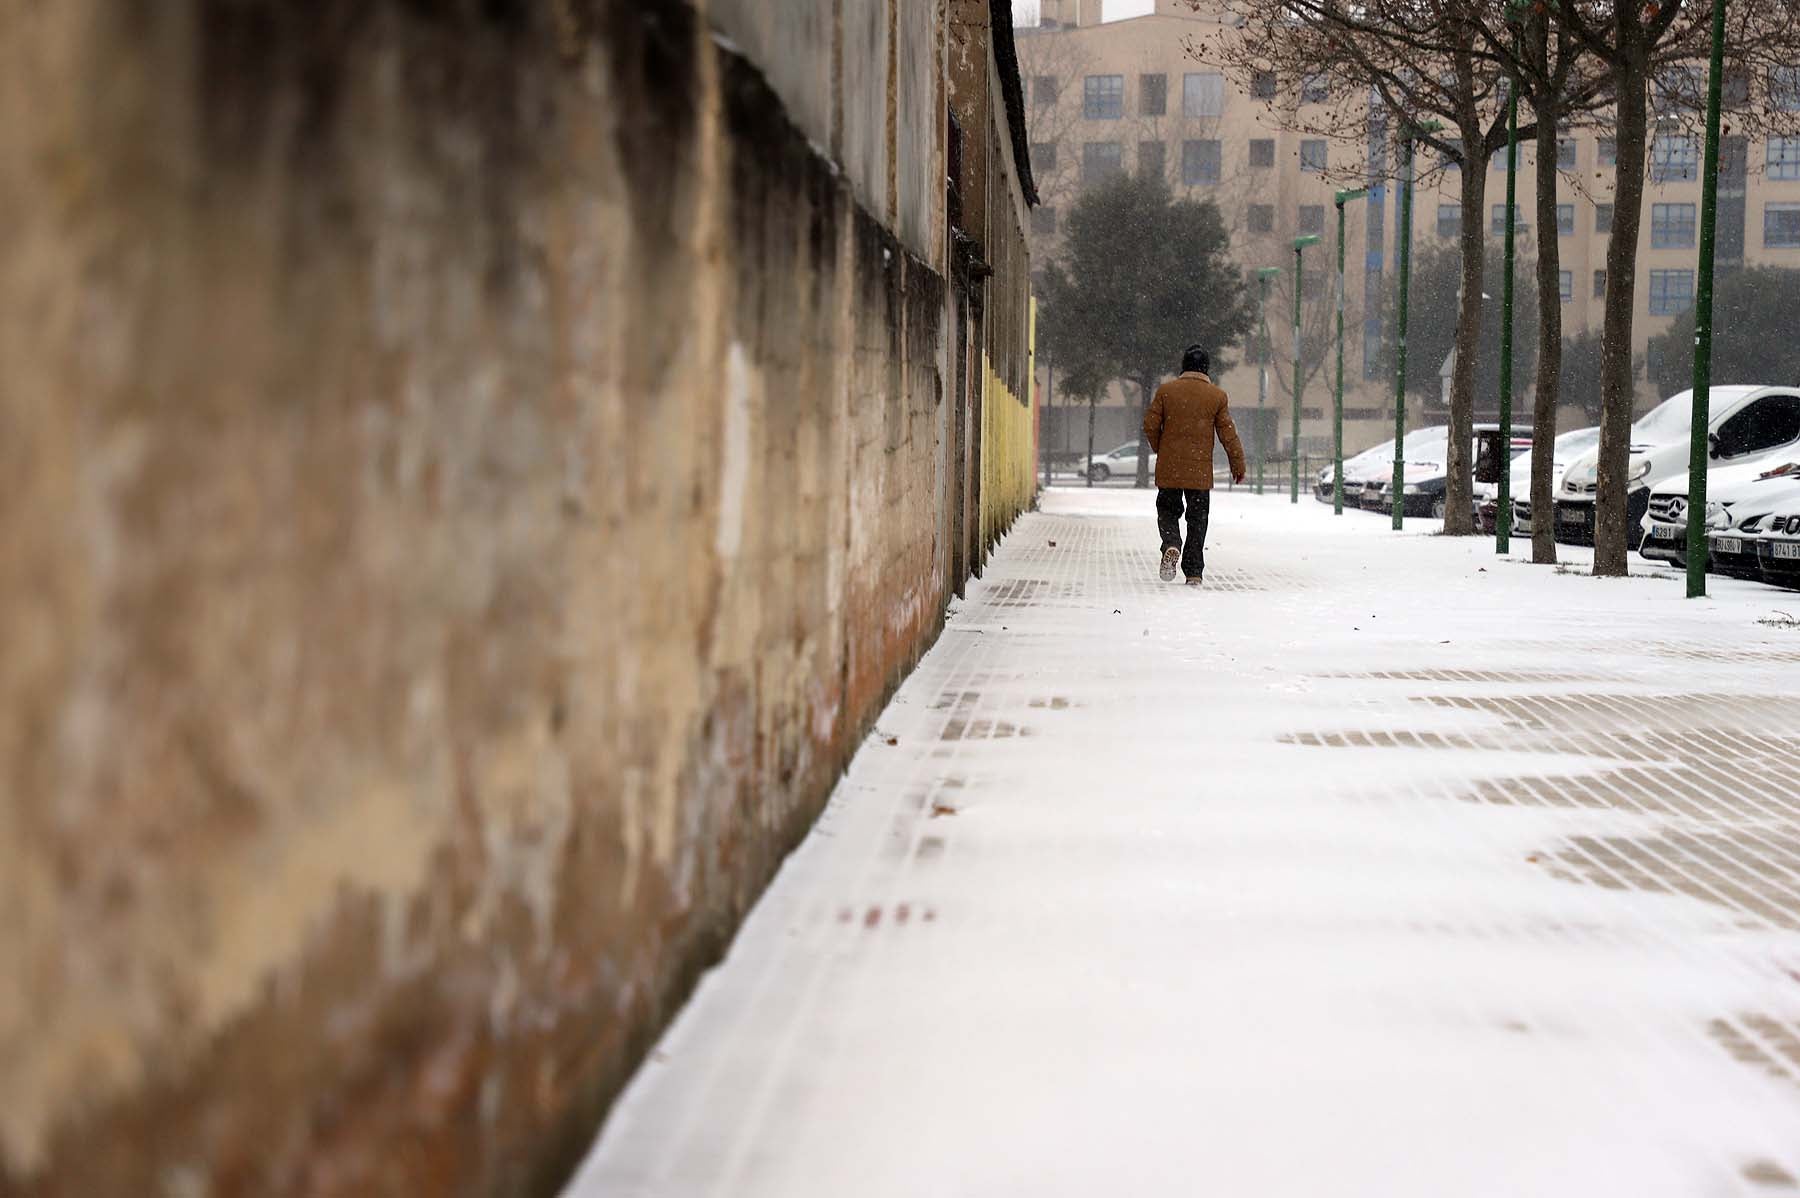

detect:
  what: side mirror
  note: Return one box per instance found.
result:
[1708,432,1722,459]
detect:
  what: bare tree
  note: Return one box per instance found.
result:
[1191,0,1549,535]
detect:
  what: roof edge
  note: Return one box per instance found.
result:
[988,0,1040,207]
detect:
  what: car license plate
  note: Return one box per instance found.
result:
[1651,522,1684,540]
[1715,537,1743,555]
[1776,542,1800,560]
[1560,508,1587,524]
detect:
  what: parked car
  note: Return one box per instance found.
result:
[1640,458,1800,569]
[1757,496,1800,589]
[1315,439,1398,504]
[1503,427,1600,537]
[1349,426,1452,515]
[1705,475,1800,581]
[1554,386,1800,548]
[1088,439,1156,483]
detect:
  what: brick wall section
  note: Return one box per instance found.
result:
[0,1,1026,1194]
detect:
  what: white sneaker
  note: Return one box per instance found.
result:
[1159,547,1180,581]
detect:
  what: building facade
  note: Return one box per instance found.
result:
[1020,1,1800,460]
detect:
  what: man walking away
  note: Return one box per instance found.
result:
[1144,345,1247,586]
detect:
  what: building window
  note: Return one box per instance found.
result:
[1251,70,1277,100]
[1490,204,1525,235]
[1651,135,1699,183]
[1724,69,1752,107]
[1491,147,1511,172]
[1248,139,1275,168]
[1651,202,1697,248]
[1598,138,1617,166]
[1437,204,1460,239]
[1765,202,1800,248]
[1301,73,1330,103]
[1248,204,1274,234]
[1771,137,1800,181]
[1596,203,1614,234]
[1558,138,1577,169]
[1031,206,1057,235]
[1771,66,1800,111]
[1556,204,1574,235]
[1593,269,1607,299]
[1138,140,1165,179]
[1032,76,1059,109]
[1649,269,1695,316]
[1438,153,1461,174]
[1082,141,1123,182]
[1299,204,1325,235]
[1183,72,1225,117]
[1181,139,1221,184]
[1140,73,1167,116]
[1032,142,1058,175]
[1299,139,1328,173]
[1083,75,1124,120]
[1559,271,1573,303]
[1655,65,1703,112]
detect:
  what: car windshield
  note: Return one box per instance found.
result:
[1632,392,1693,443]
[1556,428,1600,457]
[1402,427,1447,452]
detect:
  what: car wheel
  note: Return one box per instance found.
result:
[1088,463,1110,482]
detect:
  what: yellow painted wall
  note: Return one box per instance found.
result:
[980,352,1038,552]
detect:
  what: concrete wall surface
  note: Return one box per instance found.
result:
[709,0,941,262]
[0,1,1037,1194]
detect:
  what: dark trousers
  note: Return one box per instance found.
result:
[1156,489,1211,579]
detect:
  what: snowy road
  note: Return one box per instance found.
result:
[569,487,1800,1198]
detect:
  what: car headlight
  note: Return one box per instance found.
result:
[1705,501,1730,530]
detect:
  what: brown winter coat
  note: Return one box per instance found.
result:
[1143,371,1247,490]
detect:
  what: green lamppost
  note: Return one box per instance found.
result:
[1333,188,1369,515]
[1687,0,1729,598]
[1497,72,1520,552]
[1391,119,1441,530]
[1255,266,1282,496]
[1497,0,1531,552]
[1291,234,1322,504]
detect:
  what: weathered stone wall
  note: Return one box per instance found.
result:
[706,0,942,262]
[0,1,1006,1194]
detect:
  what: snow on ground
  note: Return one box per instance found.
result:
[568,487,1800,1198]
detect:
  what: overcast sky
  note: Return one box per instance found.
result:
[1013,0,1154,25]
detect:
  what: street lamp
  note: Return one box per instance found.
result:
[1291,233,1322,504]
[1333,188,1370,515]
[1687,0,1729,598]
[1391,118,1442,530]
[1496,62,1520,552]
[1255,266,1282,496]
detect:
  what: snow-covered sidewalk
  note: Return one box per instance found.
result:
[569,487,1800,1198]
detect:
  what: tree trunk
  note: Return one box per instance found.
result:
[1444,122,1488,535]
[1531,97,1563,566]
[1594,41,1650,576]
[1134,376,1154,489]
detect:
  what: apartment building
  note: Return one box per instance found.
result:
[1020,0,1800,460]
